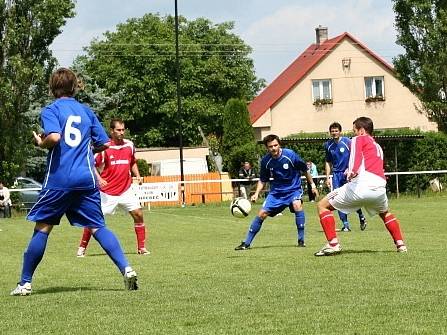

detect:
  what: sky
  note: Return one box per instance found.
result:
[51,0,404,84]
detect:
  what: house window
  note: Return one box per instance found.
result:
[312,79,332,104]
[364,76,384,99]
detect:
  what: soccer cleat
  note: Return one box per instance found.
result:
[340,226,351,232]
[10,282,32,296]
[137,248,150,255]
[76,247,86,258]
[397,244,408,253]
[314,243,342,256]
[297,240,306,247]
[235,242,250,250]
[123,267,138,290]
[360,217,367,231]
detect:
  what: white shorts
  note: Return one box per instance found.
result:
[327,180,388,217]
[100,187,141,215]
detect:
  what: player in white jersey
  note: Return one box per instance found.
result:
[314,117,407,256]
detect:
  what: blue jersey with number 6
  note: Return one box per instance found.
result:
[40,97,109,190]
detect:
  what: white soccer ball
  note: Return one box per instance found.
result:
[230,197,252,218]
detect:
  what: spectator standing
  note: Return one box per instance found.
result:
[306,161,318,202]
[0,181,12,218]
[238,161,257,199]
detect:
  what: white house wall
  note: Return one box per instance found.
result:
[257,39,437,139]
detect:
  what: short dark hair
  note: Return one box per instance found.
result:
[49,68,79,98]
[110,118,125,129]
[353,117,374,135]
[329,122,342,131]
[263,134,281,146]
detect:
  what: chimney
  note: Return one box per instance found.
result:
[315,25,328,46]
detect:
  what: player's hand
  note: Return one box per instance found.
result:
[325,178,331,188]
[136,176,143,185]
[250,193,258,203]
[33,131,45,147]
[347,171,358,181]
[98,177,108,188]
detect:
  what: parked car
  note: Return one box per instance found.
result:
[12,177,42,210]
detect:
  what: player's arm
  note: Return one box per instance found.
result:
[131,162,143,185]
[325,161,332,188]
[251,180,265,203]
[33,131,60,149]
[305,170,319,198]
[347,136,362,180]
[93,143,109,154]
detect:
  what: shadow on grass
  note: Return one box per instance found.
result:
[35,286,122,295]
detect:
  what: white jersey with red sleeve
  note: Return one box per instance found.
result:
[348,135,386,186]
[95,139,136,196]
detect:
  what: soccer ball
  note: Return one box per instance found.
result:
[230,197,252,218]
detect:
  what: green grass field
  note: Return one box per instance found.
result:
[1,194,446,335]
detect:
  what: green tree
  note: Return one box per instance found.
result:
[0,0,75,182]
[393,0,447,132]
[221,98,260,177]
[77,14,265,147]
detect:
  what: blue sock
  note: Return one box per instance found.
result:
[21,230,50,284]
[295,211,305,242]
[338,211,349,227]
[93,227,129,273]
[244,216,264,246]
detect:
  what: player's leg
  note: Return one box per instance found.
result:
[333,172,350,231]
[120,188,149,255]
[129,208,149,255]
[357,209,367,231]
[379,211,407,252]
[68,189,138,290]
[77,228,92,257]
[11,222,54,296]
[235,209,269,250]
[292,200,306,247]
[314,197,342,256]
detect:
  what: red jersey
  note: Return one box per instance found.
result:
[348,134,385,181]
[95,139,136,196]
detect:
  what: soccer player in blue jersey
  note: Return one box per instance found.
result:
[324,122,367,231]
[10,68,138,296]
[235,134,318,250]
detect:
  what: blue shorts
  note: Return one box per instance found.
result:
[27,188,105,228]
[262,189,303,217]
[332,171,348,189]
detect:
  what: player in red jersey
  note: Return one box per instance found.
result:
[314,116,407,256]
[76,118,149,257]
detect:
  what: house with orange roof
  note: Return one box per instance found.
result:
[249,26,437,140]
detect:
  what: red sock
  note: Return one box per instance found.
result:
[79,228,92,248]
[319,211,337,242]
[383,214,404,244]
[134,223,146,250]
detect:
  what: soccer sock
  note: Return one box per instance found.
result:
[383,214,404,245]
[338,211,349,227]
[79,228,92,249]
[319,211,338,244]
[295,210,305,242]
[244,216,264,246]
[21,230,50,284]
[93,227,129,273]
[134,223,146,250]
